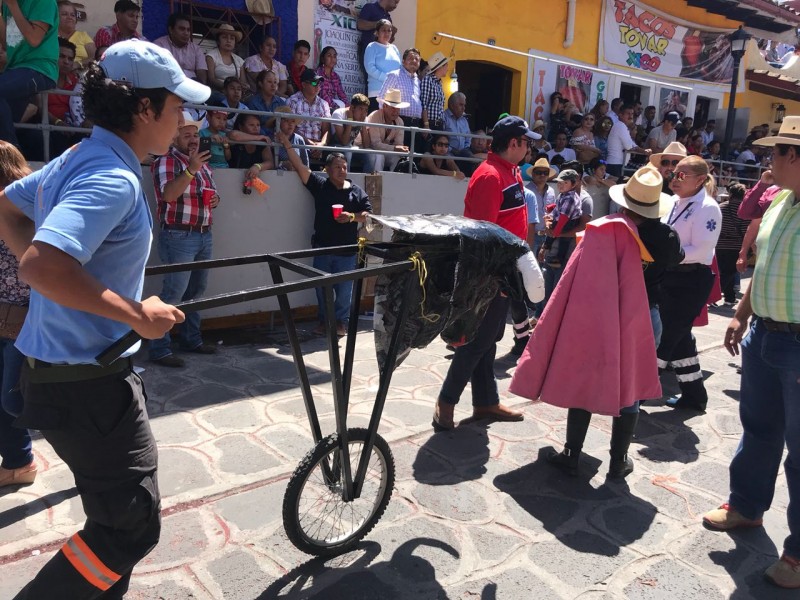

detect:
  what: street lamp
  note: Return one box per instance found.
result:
[722,26,751,160]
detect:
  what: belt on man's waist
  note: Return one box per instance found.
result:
[162,223,211,233]
[24,356,134,383]
[667,263,710,273]
[760,317,800,334]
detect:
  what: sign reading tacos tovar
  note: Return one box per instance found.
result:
[601,0,735,86]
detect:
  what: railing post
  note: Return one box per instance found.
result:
[42,91,51,163]
[407,128,415,174]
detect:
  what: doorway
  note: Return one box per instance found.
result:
[456,61,514,131]
[619,82,644,105]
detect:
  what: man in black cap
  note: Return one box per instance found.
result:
[287,68,331,157]
[433,115,540,431]
[646,111,679,154]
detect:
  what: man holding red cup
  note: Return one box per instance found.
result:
[149,111,220,367]
[276,131,372,337]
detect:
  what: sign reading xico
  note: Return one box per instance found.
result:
[600,0,735,86]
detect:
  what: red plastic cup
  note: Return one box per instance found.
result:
[202,189,216,205]
[332,204,343,218]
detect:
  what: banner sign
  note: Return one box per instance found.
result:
[600,0,735,87]
[529,58,611,125]
[312,1,367,99]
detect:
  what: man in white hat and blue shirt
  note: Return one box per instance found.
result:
[0,41,209,599]
[420,51,449,132]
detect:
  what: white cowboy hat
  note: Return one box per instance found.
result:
[649,141,688,167]
[609,166,672,219]
[210,23,243,42]
[524,157,557,180]
[381,88,410,109]
[754,115,800,147]
[179,110,204,131]
[427,51,449,72]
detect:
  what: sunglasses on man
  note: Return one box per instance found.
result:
[660,158,680,167]
[532,169,550,176]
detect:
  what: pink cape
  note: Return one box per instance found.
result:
[509,214,662,417]
[693,255,722,327]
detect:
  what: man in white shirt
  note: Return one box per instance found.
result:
[700,120,715,147]
[547,132,577,163]
[608,98,623,124]
[606,104,650,178]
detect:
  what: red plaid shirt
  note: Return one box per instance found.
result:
[152,148,216,227]
[94,23,144,50]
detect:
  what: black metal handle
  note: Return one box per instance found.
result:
[96,330,142,367]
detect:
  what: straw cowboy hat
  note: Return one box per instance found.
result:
[525,157,557,180]
[246,0,275,25]
[210,23,243,43]
[179,110,203,131]
[609,166,672,219]
[427,51,449,72]
[649,141,687,167]
[754,115,800,147]
[381,88,410,109]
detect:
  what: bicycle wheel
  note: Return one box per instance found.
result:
[283,427,395,556]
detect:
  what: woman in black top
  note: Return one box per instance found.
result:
[228,113,274,185]
[419,134,464,179]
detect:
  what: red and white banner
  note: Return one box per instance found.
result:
[600,0,736,86]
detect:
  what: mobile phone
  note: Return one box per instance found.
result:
[198,137,212,155]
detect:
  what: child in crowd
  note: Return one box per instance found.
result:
[220,76,248,131]
[542,169,583,268]
[199,110,231,168]
[272,105,309,171]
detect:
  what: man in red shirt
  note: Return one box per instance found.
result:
[433,115,540,430]
[94,0,144,56]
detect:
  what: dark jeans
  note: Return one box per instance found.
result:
[0,68,55,147]
[14,366,160,599]
[313,252,357,324]
[716,248,739,303]
[439,292,509,407]
[0,337,31,469]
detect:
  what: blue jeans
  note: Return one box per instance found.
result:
[621,306,663,415]
[149,229,212,360]
[0,337,32,469]
[728,317,800,557]
[0,68,55,147]
[313,253,357,324]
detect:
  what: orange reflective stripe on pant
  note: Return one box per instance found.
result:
[61,533,121,591]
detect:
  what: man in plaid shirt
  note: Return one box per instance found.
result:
[420,52,449,131]
[287,68,331,160]
[379,48,423,150]
[148,112,219,368]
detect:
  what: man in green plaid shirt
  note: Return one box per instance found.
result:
[701,116,800,590]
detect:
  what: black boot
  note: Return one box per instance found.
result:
[510,334,529,357]
[608,411,639,479]
[547,409,592,476]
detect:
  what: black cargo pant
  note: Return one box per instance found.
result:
[13,362,160,600]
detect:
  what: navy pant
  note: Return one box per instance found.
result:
[439,292,509,407]
[0,68,55,147]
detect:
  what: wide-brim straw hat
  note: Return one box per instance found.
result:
[381,88,410,109]
[524,157,557,180]
[427,51,449,72]
[179,110,204,131]
[649,141,687,167]
[754,115,800,147]
[609,166,672,219]
[211,23,243,42]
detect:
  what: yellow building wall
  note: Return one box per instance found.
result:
[416,0,747,116]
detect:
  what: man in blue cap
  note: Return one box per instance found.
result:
[0,40,210,599]
[433,115,540,431]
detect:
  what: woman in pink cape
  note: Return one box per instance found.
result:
[510,167,684,478]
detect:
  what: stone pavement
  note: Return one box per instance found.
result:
[0,293,793,599]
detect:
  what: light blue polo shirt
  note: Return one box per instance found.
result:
[4,127,153,364]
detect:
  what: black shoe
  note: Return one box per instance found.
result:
[546,448,579,476]
[665,396,706,412]
[152,354,185,368]
[510,336,529,357]
[186,343,217,354]
[607,455,634,479]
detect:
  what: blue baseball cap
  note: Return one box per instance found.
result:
[99,40,211,104]
[491,115,541,141]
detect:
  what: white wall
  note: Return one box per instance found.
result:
[142,169,467,319]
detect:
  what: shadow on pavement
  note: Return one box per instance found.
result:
[412,423,490,484]
[0,487,80,525]
[635,407,702,464]
[494,447,657,554]
[256,538,468,599]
